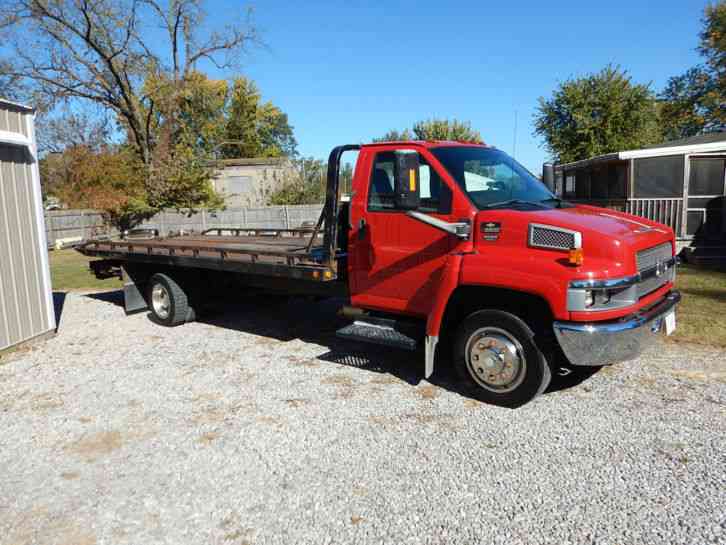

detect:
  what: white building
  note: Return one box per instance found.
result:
[209,157,295,207]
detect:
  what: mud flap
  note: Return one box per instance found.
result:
[425,336,438,378]
[122,265,150,314]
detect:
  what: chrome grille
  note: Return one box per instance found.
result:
[635,242,675,298]
[529,224,577,250]
[637,267,674,297]
[636,242,672,272]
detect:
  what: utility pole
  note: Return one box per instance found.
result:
[512,109,518,159]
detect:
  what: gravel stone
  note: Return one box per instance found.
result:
[0,291,724,545]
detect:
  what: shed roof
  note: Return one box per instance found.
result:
[643,131,726,149]
[206,156,292,168]
[0,98,33,148]
[557,131,726,170]
[0,98,34,112]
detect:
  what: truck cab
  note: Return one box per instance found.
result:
[338,141,680,406]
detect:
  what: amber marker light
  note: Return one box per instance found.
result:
[569,247,584,266]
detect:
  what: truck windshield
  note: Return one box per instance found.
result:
[430,146,556,210]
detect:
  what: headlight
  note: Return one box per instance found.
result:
[595,291,611,305]
[583,289,613,309]
[584,290,594,307]
[568,285,637,312]
[568,256,677,312]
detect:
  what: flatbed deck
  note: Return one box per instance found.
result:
[77,228,340,282]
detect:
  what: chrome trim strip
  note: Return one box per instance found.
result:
[569,256,677,289]
[553,291,681,366]
[407,211,471,240]
[557,291,681,335]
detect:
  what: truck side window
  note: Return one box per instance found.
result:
[368,152,452,214]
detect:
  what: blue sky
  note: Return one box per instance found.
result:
[205,0,706,173]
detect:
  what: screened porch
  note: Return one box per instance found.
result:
[552,141,726,243]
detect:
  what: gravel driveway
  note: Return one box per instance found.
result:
[1,291,724,545]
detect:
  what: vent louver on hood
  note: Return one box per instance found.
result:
[528,224,581,250]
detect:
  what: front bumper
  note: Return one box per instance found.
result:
[553,290,681,366]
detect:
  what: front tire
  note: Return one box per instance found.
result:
[148,273,195,326]
[453,310,551,407]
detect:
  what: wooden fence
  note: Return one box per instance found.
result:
[44,205,324,247]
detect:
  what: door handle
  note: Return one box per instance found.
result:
[405,211,471,239]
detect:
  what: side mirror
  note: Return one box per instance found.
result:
[393,151,420,210]
[542,163,554,191]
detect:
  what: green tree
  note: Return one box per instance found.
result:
[1,0,256,228]
[374,119,482,143]
[660,2,726,138]
[699,1,726,75]
[268,157,327,205]
[40,144,152,231]
[373,128,414,142]
[534,65,661,163]
[412,118,482,142]
[224,77,297,158]
[39,71,297,227]
[659,67,718,140]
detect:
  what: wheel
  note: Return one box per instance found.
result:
[147,273,195,326]
[453,310,551,408]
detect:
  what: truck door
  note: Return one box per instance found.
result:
[349,148,458,316]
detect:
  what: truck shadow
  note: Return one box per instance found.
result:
[84,290,601,403]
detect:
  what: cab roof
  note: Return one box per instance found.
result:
[361,140,490,149]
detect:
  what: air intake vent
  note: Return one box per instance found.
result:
[636,242,672,272]
[529,224,581,250]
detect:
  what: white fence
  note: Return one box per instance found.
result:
[44,205,324,246]
[44,209,108,246]
[566,198,685,237]
[625,198,683,236]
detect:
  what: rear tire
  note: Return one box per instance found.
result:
[453,310,551,408]
[147,273,195,326]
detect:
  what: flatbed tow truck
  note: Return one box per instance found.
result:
[78,141,680,407]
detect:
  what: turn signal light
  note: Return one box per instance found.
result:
[568,248,584,266]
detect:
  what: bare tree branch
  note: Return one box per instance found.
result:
[1,0,257,167]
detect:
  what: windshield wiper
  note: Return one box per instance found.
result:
[539,197,567,208]
[484,199,551,209]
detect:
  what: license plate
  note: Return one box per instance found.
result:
[664,311,676,336]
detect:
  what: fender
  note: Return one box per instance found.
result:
[424,253,463,377]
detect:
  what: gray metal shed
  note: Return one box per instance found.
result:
[0,98,55,352]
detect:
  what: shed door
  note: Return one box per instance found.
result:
[686,157,726,239]
[0,145,54,351]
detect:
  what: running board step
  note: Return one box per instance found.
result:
[336,318,421,351]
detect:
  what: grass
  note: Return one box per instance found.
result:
[49,249,122,291]
[671,264,726,348]
[47,248,726,347]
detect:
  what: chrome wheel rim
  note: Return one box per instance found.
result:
[151,283,171,320]
[465,327,526,393]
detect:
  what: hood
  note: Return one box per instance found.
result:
[521,205,673,250]
[473,204,675,278]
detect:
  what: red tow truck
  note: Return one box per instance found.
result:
[78,141,680,407]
